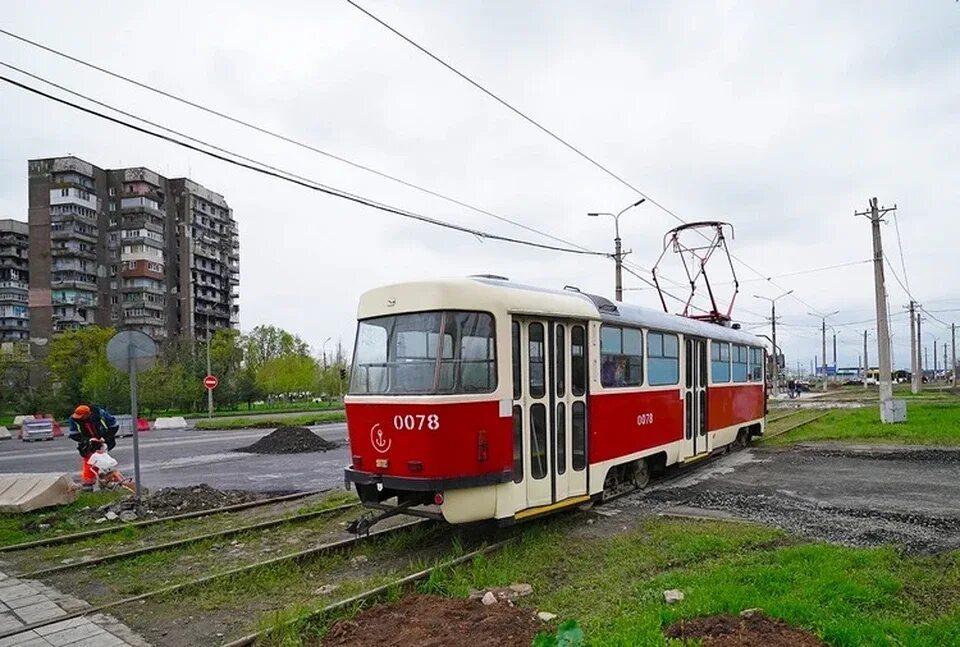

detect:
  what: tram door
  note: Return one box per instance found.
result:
[682,337,709,459]
[512,319,588,510]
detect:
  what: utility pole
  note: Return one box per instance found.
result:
[588,198,645,301]
[924,347,928,376]
[917,315,923,386]
[952,323,957,388]
[934,339,939,380]
[809,311,839,391]
[855,197,896,420]
[907,302,919,394]
[832,330,839,375]
[206,316,213,419]
[863,330,869,390]
[753,290,792,397]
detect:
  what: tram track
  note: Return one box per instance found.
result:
[764,411,829,439]
[0,489,328,553]
[0,518,430,641]
[17,502,360,579]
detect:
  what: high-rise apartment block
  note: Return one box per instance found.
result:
[28,156,239,344]
[0,219,29,343]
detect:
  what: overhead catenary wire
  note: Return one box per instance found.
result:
[0,73,607,258]
[0,27,595,255]
[345,0,830,318]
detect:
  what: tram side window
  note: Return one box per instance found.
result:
[512,322,521,400]
[512,405,523,483]
[711,341,731,383]
[648,332,680,385]
[530,404,548,480]
[571,326,586,396]
[529,323,546,398]
[572,401,586,471]
[750,347,764,382]
[600,325,643,387]
[732,344,749,382]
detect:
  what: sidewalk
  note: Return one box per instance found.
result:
[0,570,148,647]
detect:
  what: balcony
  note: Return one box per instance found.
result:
[51,278,97,291]
[51,247,96,261]
[52,228,98,244]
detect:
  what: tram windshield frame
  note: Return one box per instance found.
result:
[349,310,498,395]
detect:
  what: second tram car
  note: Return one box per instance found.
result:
[344,276,766,525]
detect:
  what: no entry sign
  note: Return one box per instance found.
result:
[204,374,219,390]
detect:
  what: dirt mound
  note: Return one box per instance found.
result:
[98,484,266,519]
[234,426,339,454]
[320,594,543,647]
[665,612,826,647]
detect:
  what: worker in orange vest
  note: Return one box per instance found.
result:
[68,404,119,490]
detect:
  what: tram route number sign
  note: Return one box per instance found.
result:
[204,374,219,390]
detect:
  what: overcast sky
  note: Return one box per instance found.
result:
[1,1,957,371]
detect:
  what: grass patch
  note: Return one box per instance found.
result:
[764,402,960,446]
[193,411,346,430]
[421,518,960,646]
[0,490,124,547]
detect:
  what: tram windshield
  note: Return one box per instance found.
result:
[350,311,497,395]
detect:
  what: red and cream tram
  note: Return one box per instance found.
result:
[344,276,766,526]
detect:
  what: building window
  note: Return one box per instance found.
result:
[109,187,116,196]
[61,188,69,197]
[711,341,731,383]
[600,325,642,388]
[648,332,680,386]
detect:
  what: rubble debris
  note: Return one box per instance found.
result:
[234,426,338,454]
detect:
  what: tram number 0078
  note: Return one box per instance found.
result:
[636,413,654,426]
[393,414,440,431]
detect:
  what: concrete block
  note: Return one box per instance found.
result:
[7,595,46,610]
[0,612,24,633]
[0,584,38,602]
[152,416,187,430]
[44,621,106,646]
[13,600,64,624]
[0,630,47,647]
[11,416,34,428]
[881,399,907,423]
[0,427,10,441]
[34,617,86,636]
[0,474,77,513]
[67,634,127,647]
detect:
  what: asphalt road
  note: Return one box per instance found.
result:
[0,424,351,493]
[646,443,960,553]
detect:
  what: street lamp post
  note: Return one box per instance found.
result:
[808,311,840,391]
[753,290,793,397]
[322,337,332,369]
[588,198,646,301]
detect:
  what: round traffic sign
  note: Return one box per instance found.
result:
[203,375,219,390]
[106,330,158,373]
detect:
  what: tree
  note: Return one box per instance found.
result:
[81,354,128,412]
[210,329,244,408]
[256,354,318,399]
[243,325,310,372]
[44,326,116,414]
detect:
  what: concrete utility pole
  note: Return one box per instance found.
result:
[832,330,839,372]
[934,339,939,380]
[917,315,924,385]
[952,323,957,388]
[206,316,213,419]
[855,197,896,420]
[908,302,919,394]
[753,290,793,397]
[863,330,869,390]
[588,198,645,301]
[924,347,929,377]
[809,311,839,391]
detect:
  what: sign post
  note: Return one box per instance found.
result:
[106,330,158,499]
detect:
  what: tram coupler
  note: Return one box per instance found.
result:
[346,499,416,536]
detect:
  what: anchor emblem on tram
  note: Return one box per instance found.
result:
[370,423,392,454]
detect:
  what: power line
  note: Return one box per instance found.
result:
[891,211,911,295]
[346,0,829,318]
[0,27,594,255]
[882,252,949,329]
[0,73,607,258]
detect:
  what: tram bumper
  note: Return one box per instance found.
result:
[344,466,512,508]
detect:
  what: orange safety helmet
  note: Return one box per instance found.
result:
[72,405,91,420]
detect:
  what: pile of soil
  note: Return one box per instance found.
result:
[665,612,826,647]
[321,594,543,647]
[97,484,265,519]
[234,426,339,454]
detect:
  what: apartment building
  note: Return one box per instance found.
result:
[0,219,29,343]
[28,156,239,344]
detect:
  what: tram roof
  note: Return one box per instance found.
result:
[357,277,766,348]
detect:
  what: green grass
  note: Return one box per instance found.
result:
[0,491,124,547]
[193,411,346,430]
[417,518,960,646]
[764,402,960,446]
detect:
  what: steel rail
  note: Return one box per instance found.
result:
[764,411,829,439]
[0,519,428,640]
[19,502,360,578]
[220,538,515,647]
[0,490,328,553]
